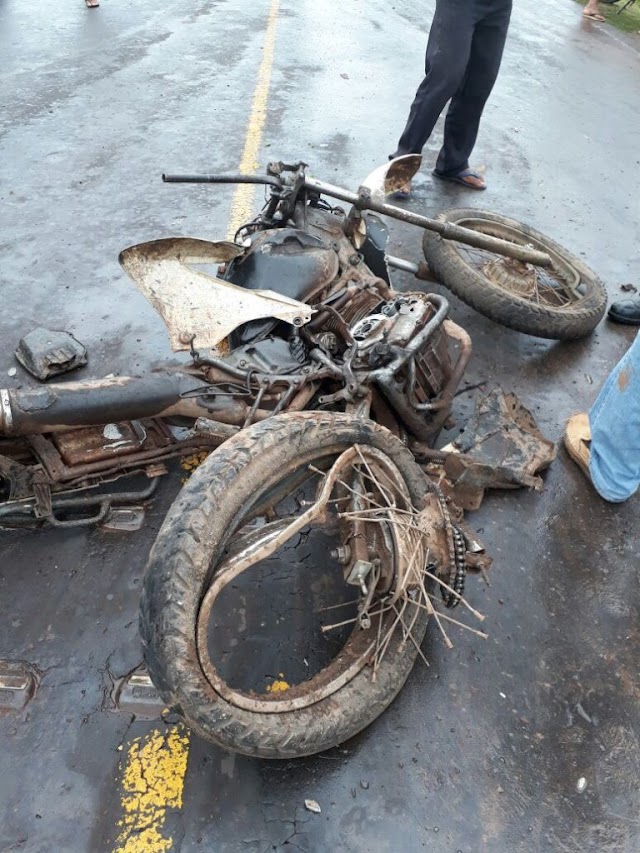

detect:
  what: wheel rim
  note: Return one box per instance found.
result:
[195,445,435,713]
[449,218,587,308]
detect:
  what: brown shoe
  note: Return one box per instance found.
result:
[564,413,592,481]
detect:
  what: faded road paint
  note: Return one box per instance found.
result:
[113,4,282,849]
[226,0,282,239]
[113,727,191,853]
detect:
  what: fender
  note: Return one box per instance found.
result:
[119,237,314,353]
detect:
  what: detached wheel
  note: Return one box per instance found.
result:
[140,412,444,759]
[422,209,607,339]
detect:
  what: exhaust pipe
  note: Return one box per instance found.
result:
[0,373,208,436]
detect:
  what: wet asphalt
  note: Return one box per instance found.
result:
[1,1,640,851]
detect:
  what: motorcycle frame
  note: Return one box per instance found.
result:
[0,159,472,527]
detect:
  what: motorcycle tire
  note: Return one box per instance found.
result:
[140,411,432,759]
[422,209,607,340]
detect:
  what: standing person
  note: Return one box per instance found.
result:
[390,0,513,198]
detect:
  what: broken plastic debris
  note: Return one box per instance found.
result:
[15,327,87,381]
[576,777,587,793]
[304,799,321,814]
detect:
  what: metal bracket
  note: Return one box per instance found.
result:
[347,559,374,595]
[0,661,39,711]
[115,668,164,719]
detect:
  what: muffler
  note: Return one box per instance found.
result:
[0,373,208,436]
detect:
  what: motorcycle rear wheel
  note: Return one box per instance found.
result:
[422,209,607,340]
[140,411,433,758]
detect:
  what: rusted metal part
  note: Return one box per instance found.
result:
[27,430,218,485]
[193,418,239,442]
[347,471,371,590]
[167,380,318,425]
[196,446,370,713]
[14,328,87,381]
[453,218,584,307]
[0,455,33,499]
[386,255,438,283]
[0,373,210,436]
[195,446,429,713]
[167,159,551,264]
[452,517,493,574]
[0,475,161,529]
[119,238,314,353]
[194,445,452,714]
[372,305,471,443]
[301,175,553,267]
[52,421,158,465]
[428,388,556,511]
[369,389,403,437]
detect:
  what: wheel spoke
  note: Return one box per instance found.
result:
[451,220,581,308]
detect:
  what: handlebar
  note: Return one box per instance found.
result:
[162,173,283,188]
[162,170,553,267]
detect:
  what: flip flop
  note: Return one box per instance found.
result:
[583,11,605,20]
[432,168,486,190]
[564,413,592,482]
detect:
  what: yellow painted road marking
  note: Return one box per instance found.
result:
[226,0,282,240]
[114,727,190,853]
[113,3,282,849]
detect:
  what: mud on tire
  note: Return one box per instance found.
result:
[139,411,432,759]
[422,209,607,340]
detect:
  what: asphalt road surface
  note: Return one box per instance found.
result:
[1,1,639,851]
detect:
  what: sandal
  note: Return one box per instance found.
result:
[583,11,605,20]
[564,413,593,481]
[432,168,486,190]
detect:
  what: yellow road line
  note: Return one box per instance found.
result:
[113,4,281,849]
[113,727,190,853]
[226,0,282,239]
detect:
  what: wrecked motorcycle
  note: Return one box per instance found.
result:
[1,156,578,757]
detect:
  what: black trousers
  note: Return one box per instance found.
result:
[392,0,512,176]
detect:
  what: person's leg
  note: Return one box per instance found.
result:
[392,0,476,158]
[434,0,512,177]
[588,332,640,502]
[583,0,605,21]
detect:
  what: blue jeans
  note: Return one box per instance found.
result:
[589,332,640,502]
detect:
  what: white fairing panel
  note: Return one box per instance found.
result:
[119,237,314,353]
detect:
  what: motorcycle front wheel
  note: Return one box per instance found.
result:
[140,411,435,758]
[422,209,607,340]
